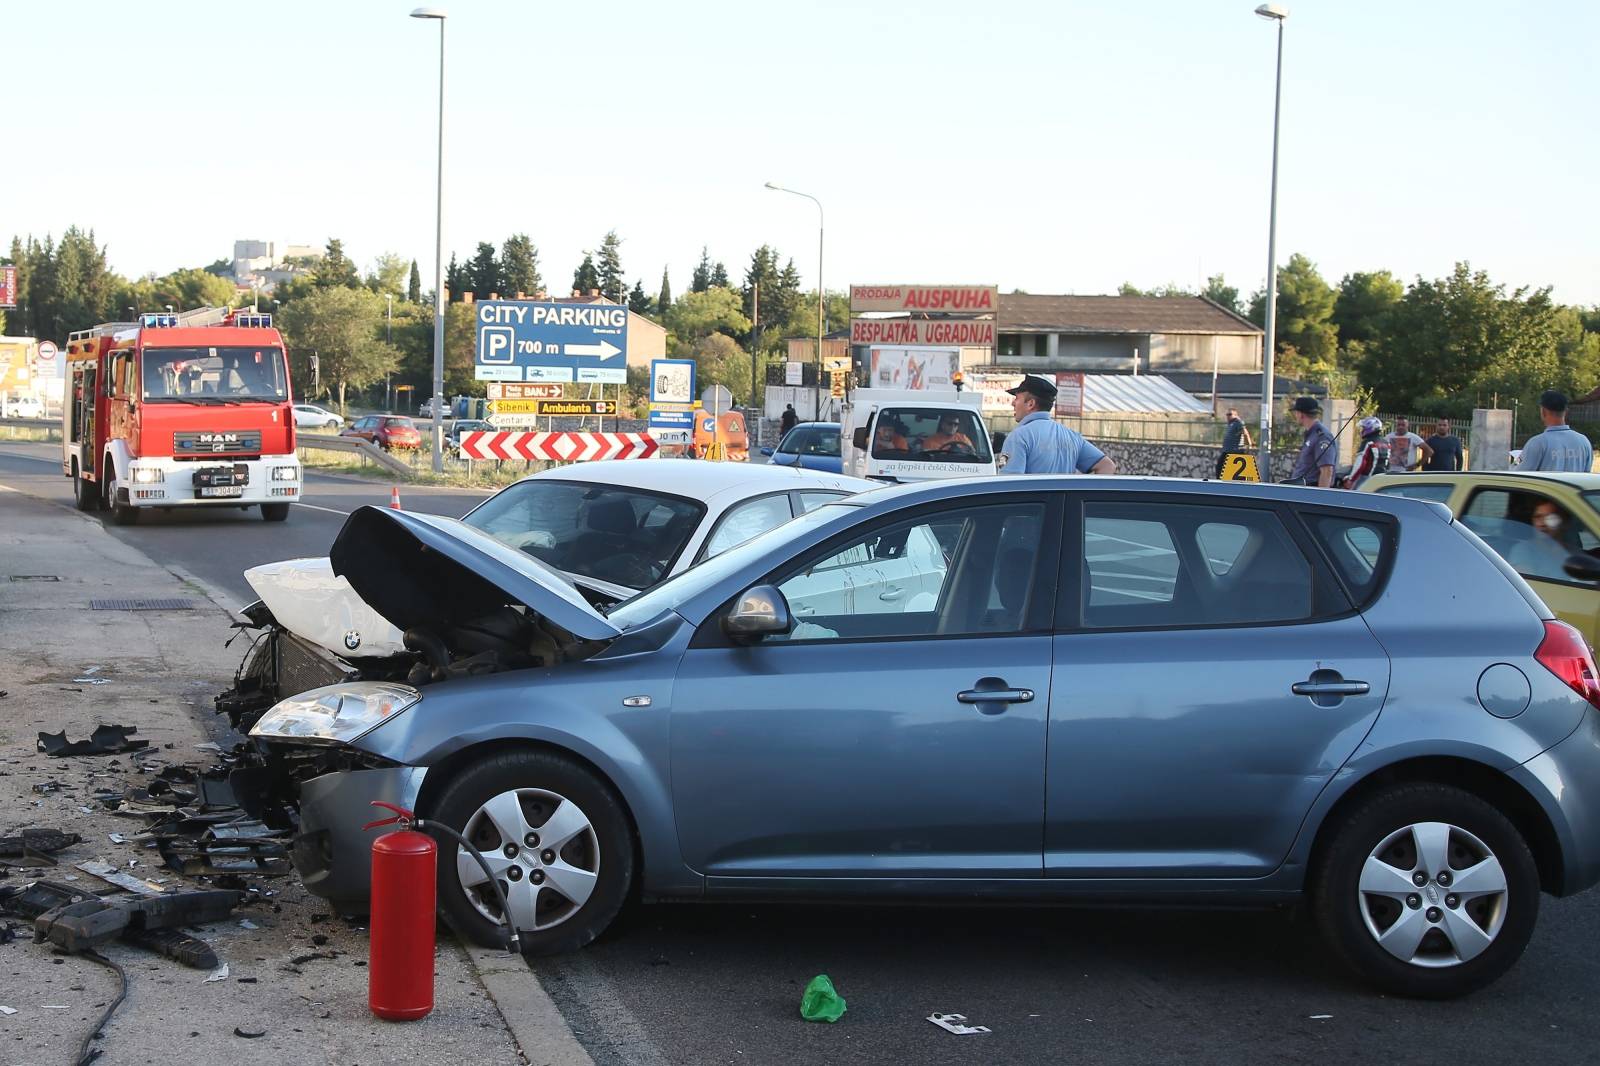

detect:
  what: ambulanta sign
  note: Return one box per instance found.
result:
[475,300,628,384]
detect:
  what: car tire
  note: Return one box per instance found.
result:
[1311,783,1539,999]
[325,419,339,429]
[104,475,139,526]
[430,749,634,956]
[261,503,290,522]
[74,466,98,512]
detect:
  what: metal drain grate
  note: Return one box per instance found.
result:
[90,598,197,611]
[9,575,60,582]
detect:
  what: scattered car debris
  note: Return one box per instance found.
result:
[238,919,258,930]
[290,951,337,965]
[107,833,126,845]
[800,974,847,1023]
[0,829,82,857]
[31,780,69,794]
[928,1013,992,1035]
[0,1005,15,1015]
[1310,1014,1333,1020]
[37,725,149,758]
[234,1027,266,1039]
[0,880,240,969]
[76,860,165,897]
[205,963,231,983]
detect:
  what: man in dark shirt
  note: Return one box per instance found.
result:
[1424,418,1464,471]
[1215,408,1254,477]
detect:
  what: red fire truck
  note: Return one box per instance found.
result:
[62,308,301,524]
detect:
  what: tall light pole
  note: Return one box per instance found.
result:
[765,182,824,420]
[412,6,447,472]
[384,292,394,412]
[1255,3,1288,481]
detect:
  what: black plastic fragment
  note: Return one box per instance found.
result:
[37,725,150,757]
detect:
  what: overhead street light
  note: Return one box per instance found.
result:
[1254,3,1288,481]
[412,5,448,472]
[764,182,825,420]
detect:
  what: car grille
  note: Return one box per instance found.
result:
[174,430,263,458]
[277,632,356,698]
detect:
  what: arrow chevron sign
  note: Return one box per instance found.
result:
[457,431,659,463]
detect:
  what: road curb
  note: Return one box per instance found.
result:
[467,945,596,1066]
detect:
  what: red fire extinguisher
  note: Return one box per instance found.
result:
[364,802,437,1021]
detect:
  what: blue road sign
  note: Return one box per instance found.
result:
[649,359,696,404]
[648,408,695,429]
[475,300,628,384]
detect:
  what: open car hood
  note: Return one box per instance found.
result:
[329,506,622,643]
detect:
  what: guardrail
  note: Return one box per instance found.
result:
[294,433,414,477]
[0,416,61,440]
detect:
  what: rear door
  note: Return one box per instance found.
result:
[1457,485,1600,641]
[1045,496,1392,878]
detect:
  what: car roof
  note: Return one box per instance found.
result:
[1366,470,1600,491]
[525,459,874,499]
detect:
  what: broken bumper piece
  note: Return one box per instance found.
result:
[292,765,427,906]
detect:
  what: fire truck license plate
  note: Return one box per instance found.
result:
[200,486,244,498]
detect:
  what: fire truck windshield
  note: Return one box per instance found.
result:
[141,346,288,403]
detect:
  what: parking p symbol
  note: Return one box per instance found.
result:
[481,326,514,364]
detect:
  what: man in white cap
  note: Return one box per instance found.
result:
[1000,375,1117,475]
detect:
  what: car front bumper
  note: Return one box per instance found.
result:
[119,454,301,507]
[292,764,428,906]
[1512,707,1600,897]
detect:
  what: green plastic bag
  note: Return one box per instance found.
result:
[800,974,847,1023]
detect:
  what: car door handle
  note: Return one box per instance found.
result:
[879,586,904,601]
[1292,680,1370,697]
[958,685,1034,705]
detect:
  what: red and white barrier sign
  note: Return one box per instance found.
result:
[457,431,659,462]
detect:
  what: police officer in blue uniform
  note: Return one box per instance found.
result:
[1000,375,1117,475]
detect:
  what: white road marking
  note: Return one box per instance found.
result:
[292,502,352,516]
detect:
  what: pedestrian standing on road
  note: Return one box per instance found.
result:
[999,375,1117,475]
[1424,417,1464,471]
[1215,407,1255,478]
[1519,390,1596,472]
[779,404,798,438]
[1288,396,1338,488]
[1385,416,1433,472]
[1342,416,1391,489]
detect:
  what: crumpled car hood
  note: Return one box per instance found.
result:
[245,557,408,659]
[329,506,622,643]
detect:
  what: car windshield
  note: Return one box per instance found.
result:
[383,418,416,429]
[783,426,841,457]
[462,480,706,591]
[1583,492,1600,522]
[141,346,287,402]
[607,499,860,628]
[871,407,991,462]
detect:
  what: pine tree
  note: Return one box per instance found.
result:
[468,242,501,298]
[499,234,542,298]
[691,247,712,293]
[657,268,672,315]
[317,238,361,289]
[596,231,626,303]
[628,279,651,315]
[407,260,422,303]
[572,254,600,295]
[709,261,730,289]
[444,253,467,302]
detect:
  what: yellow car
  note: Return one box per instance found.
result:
[1363,471,1600,643]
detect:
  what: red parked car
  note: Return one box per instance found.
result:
[342,415,423,451]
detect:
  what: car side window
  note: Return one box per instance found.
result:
[1082,502,1314,629]
[702,495,795,561]
[1301,513,1395,605]
[1462,488,1597,584]
[796,491,845,514]
[766,502,1047,643]
[1373,482,1454,506]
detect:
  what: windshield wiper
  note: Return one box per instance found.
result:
[166,396,240,406]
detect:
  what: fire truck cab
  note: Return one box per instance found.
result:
[62,308,302,524]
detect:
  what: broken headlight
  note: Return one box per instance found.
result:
[248,682,420,747]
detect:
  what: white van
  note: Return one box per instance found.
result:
[841,388,995,482]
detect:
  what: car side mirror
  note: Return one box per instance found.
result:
[760,447,773,456]
[722,584,793,642]
[852,427,869,451]
[1563,554,1600,584]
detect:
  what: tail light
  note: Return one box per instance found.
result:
[1534,619,1600,711]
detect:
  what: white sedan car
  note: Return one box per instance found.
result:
[1,396,45,419]
[243,460,881,662]
[293,404,344,430]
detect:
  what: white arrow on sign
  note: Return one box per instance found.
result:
[564,340,622,358]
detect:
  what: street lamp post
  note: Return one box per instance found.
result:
[764,182,824,420]
[384,292,394,412]
[412,6,448,472]
[1255,3,1288,481]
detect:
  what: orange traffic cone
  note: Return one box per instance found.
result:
[389,485,402,511]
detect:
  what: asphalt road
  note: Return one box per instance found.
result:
[0,440,492,605]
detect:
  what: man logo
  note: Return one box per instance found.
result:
[343,630,362,651]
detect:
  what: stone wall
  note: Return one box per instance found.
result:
[1096,440,1298,482]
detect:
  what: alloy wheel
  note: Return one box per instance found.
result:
[457,787,601,933]
[1358,821,1508,968]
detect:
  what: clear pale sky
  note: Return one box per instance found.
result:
[9,0,1597,305]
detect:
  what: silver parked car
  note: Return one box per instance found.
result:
[253,477,1600,998]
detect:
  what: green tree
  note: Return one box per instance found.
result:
[667,287,751,346]
[500,234,542,298]
[628,279,652,315]
[692,333,753,405]
[596,231,626,303]
[690,247,712,293]
[151,268,236,311]
[709,261,729,288]
[657,268,671,315]
[407,259,423,303]
[445,253,468,302]
[1332,270,1403,349]
[1554,306,1600,399]
[1202,274,1241,316]
[742,245,795,354]
[278,286,400,414]
[365,253,410,296]
[572,253,600,295]
[1359,262,1564,415]
[468,241,500,298]
[1249,253,1339,378]
[315,238,360,289]
[202,257,233,277]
